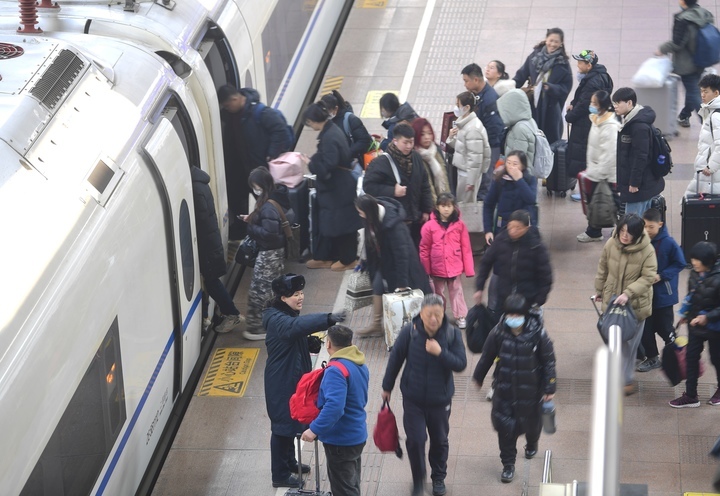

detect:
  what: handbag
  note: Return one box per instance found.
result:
[363,135,382,168]
[590,295,639,343]
[268,200,300,261]
[465,304,499,353]
[457,201,483,233]
[268,152,309,188]
[373,400,403,458]
[235,235,258,267]
[662,334,706,386]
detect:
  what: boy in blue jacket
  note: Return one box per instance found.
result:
[301,325,369,496]
[637,208,686,372]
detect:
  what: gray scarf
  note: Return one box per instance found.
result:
[531,46,562,77]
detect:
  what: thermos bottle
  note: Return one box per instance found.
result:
[542,400,556,434]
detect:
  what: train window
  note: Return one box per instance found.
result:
[161,95,200,169]
[20,318,126,496]
[179,199,195,301]
[261,0,314,103]
[245,69,252,89]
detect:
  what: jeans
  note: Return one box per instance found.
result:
[623,199,654,217]
[680,70,703,120]
[324,442,365,496]
[204,277,240,316]
[641,306,675,359]
[270,434,297,482]
[497,411,542,466]
[430,276,468,319]
[403,398,451,484]
[685,331,720,398]
[623,320,645,385]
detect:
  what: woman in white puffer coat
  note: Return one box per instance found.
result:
[446,91,491,203]
[577,90,621,242]
[684,79,720,198]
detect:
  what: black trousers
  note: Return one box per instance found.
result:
[314,232,358,265]
[270,433,298,482]
[204,277,240,316]
[641,305,675,359]
[324,442,365,496]
[403,398,451,484]
[497,414,542,466]
[686,332,720,398]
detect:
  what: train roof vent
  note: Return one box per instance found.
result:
[29,49,85,110]
[0,43,24,60]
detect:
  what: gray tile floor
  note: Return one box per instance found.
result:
[154,1,720,495]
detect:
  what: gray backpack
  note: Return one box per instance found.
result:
[519,120,553,178]
[587,180,617,228]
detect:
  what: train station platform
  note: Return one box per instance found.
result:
[152,1,720,495]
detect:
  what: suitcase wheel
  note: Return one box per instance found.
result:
[546,190,552,197]
[559,191,566,198]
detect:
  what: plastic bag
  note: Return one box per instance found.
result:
[631,57,672,88]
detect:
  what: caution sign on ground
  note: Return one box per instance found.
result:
[198,348,259,397]
[684,493,720,495]
[360,90,398,119]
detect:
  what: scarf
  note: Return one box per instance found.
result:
[417,143,450,201]
[387,142,413,176]
[531,46,562,78]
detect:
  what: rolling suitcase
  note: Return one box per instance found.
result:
[635,74,680,139]
[577,170,593,216]
[681,171,720,261]
[546,139,576,197]
[285,436,331,496]
[382,289,424,350]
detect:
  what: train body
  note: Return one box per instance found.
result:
[0,0,349,494]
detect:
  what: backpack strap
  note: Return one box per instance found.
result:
[267,199,292,240]
[252,102,266,124]
[385,154,402,184]
[326,360,350,378]
[343,112,353,140]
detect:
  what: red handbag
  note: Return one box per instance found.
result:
[373,400,403,458]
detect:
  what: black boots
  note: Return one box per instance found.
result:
[501,465,515,483]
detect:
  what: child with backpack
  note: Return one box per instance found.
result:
[419,193,475,328]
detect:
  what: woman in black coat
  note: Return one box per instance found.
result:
[473,294,556,483]
[190,166,243,333]
[321,90,372,164]
[262,274,345,488]
[354,195,432,336]
[303,101,361,271]
[513,28,573,145]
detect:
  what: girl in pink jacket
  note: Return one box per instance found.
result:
[420,193,475,328]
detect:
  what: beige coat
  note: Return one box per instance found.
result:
[585,111,620,183]
[594,230,658,321]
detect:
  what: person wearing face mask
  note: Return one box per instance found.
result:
[473,293,556,484]
[378,93,419,151]
[240,167,292,340]
[262,274,347,489]
[445,91,491,203]
[594,214,658,395]
[513,28,573,145]
[576,90,621,243]
[564,50,614,188]
[364,123,434,248]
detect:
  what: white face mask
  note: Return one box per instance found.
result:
[453,106,466,118]
[253,188,263,196]
[329,112,336,119]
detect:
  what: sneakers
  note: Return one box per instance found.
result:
[242,330,266,341]
[709,388,720,406]
[214,314,245,333]
[306,259,333,269]
[486,387,494,401]
[636,356,662,372]
[571,193,582,202]
[577,232,603,243]
[432,479,446,496]
[331,260,358,272]
[457,317,467,329]
[501,464,515,483]
[272,475,301,488]
[678,116,691,128]
[669,392,701,408]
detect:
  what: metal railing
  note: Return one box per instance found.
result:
[542,450,553,484]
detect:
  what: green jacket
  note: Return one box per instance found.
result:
[659,5,715,75]
[497,89,537,172]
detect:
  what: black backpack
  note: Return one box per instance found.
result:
[252,102,295,148]
[650,126,673,178]
[464,304,499,353]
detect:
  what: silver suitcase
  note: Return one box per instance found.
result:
[382,289,423,350]
[635,74,680,139]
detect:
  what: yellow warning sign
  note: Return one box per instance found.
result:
[360,0,387,7]
[684,493,720,496]
[198,348,259,397]
[360,90,398,119]
[321,76,343,95]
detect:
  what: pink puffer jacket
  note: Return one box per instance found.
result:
[419,212,475,279]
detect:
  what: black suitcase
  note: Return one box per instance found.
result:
[284,436,331,496]
[681,171,720,261]
[546,139,576,197]
[650,193,667,224]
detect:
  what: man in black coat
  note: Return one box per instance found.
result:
[218,85,293,239]
[363,123,433,248]
[190,166,244,333]
[612,87,665,216]
[474,210,553,313]
[565,50,613,180]
[381,294,467,496]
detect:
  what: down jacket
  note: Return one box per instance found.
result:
[498,89,538,170]
[419,211,475,279]
[247,200,285,251]
[685,98,720,197]
[332,107,372,162]
[263,300,334,437]
[445,111,491,191]
[473,313,556,435]
[382,314,467,407]
[651,225,686,308]
[659,4,715,75]
[476,226,553,309]
[617,105,665,203]
[483,168,538,233]
[687,260,720,338]
[594,228,658,321]
[380,102,418,151]
[191,166,226,280]
[585,111,620,183]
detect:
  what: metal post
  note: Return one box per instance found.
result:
[542,450,553,484]
[588,324,623,496]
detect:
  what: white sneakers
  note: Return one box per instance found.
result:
[577,232,603,243]
[215,314,245,333]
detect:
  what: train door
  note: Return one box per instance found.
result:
[141,94,203,395]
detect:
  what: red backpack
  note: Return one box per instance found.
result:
[289,361,349,424]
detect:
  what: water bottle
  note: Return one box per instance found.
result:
[658,154,666,166]
[542,400,556,434]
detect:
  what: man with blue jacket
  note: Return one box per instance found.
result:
[637,208,687,372]
[301,325,369,496]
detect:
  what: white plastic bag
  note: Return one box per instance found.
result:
[631,57,672,88]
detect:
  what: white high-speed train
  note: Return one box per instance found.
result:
[0,0,351,494]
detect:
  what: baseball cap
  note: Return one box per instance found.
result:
[572,49,598,64]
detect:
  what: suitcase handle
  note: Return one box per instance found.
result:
[590,295,602,318]
[696,169,714,197]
